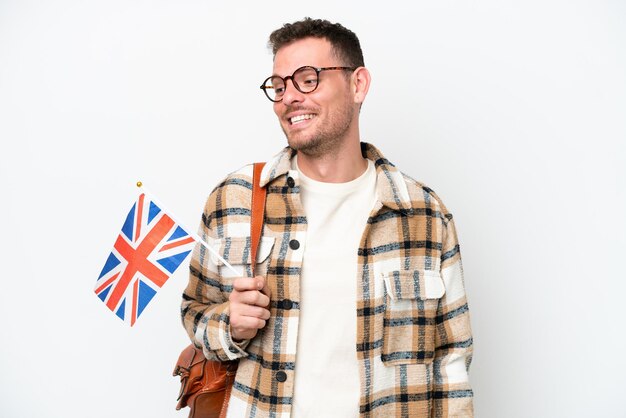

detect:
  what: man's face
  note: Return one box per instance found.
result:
[272,37,356,157]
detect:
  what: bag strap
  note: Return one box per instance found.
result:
[250,162,266,277]
[218,163,266,418]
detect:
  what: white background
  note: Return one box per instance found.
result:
[1,1,624,417]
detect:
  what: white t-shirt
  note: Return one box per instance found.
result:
[291,156,377,418]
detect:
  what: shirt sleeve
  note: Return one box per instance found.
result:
[180,197,250,362]
[431,213,474,417]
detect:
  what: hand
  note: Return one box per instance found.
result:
[229,275,271,341]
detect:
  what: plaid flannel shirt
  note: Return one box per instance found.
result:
[181,142,473,417]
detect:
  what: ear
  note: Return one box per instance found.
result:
[351,67,371,104]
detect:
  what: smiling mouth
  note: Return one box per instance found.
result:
[289,114,315,125]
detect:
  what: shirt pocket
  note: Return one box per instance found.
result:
[210,236,275,278]
[381,269,445,366]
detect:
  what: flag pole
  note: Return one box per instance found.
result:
[135,181,241,277]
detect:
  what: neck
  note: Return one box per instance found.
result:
[296,139,367,183]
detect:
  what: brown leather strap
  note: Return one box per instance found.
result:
[218,367,237,418]
[219,162,266,418]
[250,162,267,277]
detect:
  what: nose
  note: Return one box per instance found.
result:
[280,78,304,105]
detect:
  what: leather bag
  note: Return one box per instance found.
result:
[173,162,267,418]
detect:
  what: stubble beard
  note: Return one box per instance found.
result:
[283,102,355,159]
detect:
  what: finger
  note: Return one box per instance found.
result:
[234,290,270,308]
[232,277,260,292]
[236,304,270,320]
[231,314,267,331]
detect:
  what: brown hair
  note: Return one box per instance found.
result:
[268,17,364,68]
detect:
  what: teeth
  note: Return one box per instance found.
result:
[290,114,314,124]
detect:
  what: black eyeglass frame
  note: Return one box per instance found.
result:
[259,66,357,102]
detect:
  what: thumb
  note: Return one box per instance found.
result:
[256,275,271,298]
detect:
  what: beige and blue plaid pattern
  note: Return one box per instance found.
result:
[181,143,473,417]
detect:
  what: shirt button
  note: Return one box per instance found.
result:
[287,177,295,188]
[276,371,287,382]
[281,300,293,310]
[229,346,239,353]
[289,239,300,250]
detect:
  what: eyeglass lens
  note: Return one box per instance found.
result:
[264,67,319,101]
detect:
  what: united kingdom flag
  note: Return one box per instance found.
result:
[95,192,196,326]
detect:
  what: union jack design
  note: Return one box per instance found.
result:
[95,192,196,326]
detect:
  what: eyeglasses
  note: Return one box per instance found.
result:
[260,66,356,102]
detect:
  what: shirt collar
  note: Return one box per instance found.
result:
[260,142,414,214]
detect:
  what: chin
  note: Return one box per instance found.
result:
[285,131,311,149]
[286,132,315,148]
[289,137,334,158]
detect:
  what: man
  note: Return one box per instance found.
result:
[182,18,473,417]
